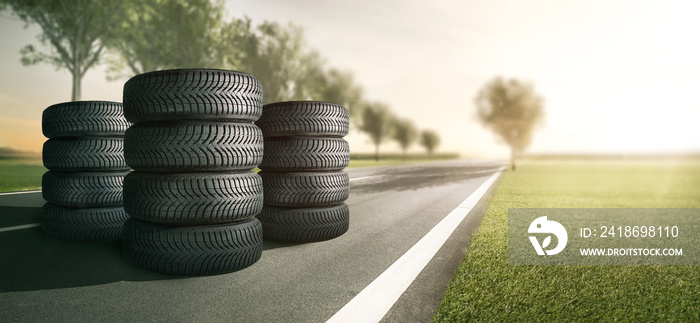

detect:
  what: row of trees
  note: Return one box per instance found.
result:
[1,0,441,159]
[359,103,440,161]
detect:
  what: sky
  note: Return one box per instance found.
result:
[1,0,700,158]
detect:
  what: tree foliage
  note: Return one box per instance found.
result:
[475,76,544,170]
[392,118,418,159]
[1,0,124,101]
[318,68,364,120]
[420,130,441,156]
[233,21,323,104]
[104,0,228,79]
[3,0,405,152]
[360,102,395,161]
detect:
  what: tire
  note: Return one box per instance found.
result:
[42,171,128,208]
[256,101,349,138]
[124,121,263,173]
[122,217,263,275]
[42,101,130,138]
[124,171,263,225]
[123,69,262,123]
[260,171,349,208]
[41,204,129,242]
[43,137,128,172]
[257,204,349,242]
[259,137,349,172]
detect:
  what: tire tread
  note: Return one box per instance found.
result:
[124,171,263,224]
[257,204,349,242]
[124,121,263,172]
[122,218,263,275]
[257,101,349,137]
[42,204,129,241]
[259,137,349,172]
[260,171,349,207]
[123,69,262,123]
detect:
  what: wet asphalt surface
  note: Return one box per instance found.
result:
[0,160,503,322]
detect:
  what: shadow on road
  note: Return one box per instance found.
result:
[0,206,314,292]
[262,239,306,250]
[0,206,175,293]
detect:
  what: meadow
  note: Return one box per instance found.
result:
[433,158,700,321]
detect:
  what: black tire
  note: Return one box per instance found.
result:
[257,101,349,138]
[259,137,349,172]
[124,121,263,173]
[41,204,129,242]
[124,171,263,225]
[43,137,128,172]
[260,171,349,208]
[123,69,262,123]
[122,218,263,275]
[42,171,128,208]
[257,204,349,242]
[42,101,130,138]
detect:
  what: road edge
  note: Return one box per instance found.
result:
[326,169,504,323]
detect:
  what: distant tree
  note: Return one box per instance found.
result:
[220,16,260,75]
[319,68,365,121]
[475,76,544,171]
[105,0,228,79]
[229,21,365,117]
[360,102,394,161]
[1,0,124,101]
[392,118,418,160]
[235,21,325,104]
[420,130,441,157]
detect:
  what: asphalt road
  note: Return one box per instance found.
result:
[0,160,503,323]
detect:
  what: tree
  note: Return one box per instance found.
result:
[475,76,544,171]
[105,0,228,79]
[359,102,394,161]
[392,118,418,160]
[420,130,441,156]
[319,68,365,121]
[2,0,124,101]
[234,21,325,104]
[230,21,365,115]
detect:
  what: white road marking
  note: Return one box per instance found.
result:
[0,190,41,196]
[0,223,42,233]
[326,169,503,323]
[349,176,377,182]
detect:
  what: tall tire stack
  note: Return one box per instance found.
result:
[41,101,131,242]
[121,69,265,276]
[256,101,350,242]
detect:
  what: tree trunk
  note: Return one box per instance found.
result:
[71,71,81,101]
[374,145,379,162]
[510,148,516,171]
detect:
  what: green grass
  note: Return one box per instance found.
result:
[433,159,700,322]
[0,158,46,192]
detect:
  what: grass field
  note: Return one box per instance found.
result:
[433,159,700,322]
[0,158,45,192]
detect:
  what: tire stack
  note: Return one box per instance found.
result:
[121,69,265,276]
[256,101,350,242]
[41,101,131,242]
